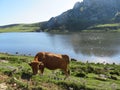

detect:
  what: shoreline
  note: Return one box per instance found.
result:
[0,52,119,65]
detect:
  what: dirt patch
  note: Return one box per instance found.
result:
[0,72,9,89]
[0,74,8,82]
[0,59,9,63]
[0,83,8,90]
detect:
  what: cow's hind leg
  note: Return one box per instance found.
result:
[67,69,70,75]
[62,69,70,80]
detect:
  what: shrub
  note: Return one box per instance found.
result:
[4,70,13,77]
[19,58,29,63]
[87,65,95,73]
[31,86,42,90]
[21,72,32,81]
[94,68,105,74]
[80,66,88,72]
[0,57,7,60]
[8,57,21,64]
[110,70,120,76]
[75,72,86,78]
[110,75,118,80]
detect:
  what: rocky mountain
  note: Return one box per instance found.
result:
[41,0,120,31]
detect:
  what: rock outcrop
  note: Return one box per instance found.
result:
[42,0,120,31]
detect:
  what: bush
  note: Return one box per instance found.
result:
[8,57,21,64]
[80,66,87,72]
[94,68,105,74]
[110,75,118,80]
[32,86,42,90]
[19,58,29,63]
[0,57,7,60]
[21,72,32,81]
[75,72,86,78]
[87,65,95,73]
[110,70,120,76]
[4,70,13,76]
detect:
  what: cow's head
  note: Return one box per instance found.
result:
[29,61,40,75]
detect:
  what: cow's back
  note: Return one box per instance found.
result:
[43,53,63,69]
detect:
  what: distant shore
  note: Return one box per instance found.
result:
[0,23,120,33]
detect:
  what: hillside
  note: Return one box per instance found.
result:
[85,23,120,32]
[0,53,120,90]
[1,0,120,33]
[0,23,42,33]
[41,0,120,32]
[1,22,120,33]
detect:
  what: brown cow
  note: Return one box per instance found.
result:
[29,52,70,78]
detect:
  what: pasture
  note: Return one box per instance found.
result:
[0,53,120,90]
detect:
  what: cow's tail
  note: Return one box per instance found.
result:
[62,55,70,64]
[62,55,70,75]
[67,55,70,75]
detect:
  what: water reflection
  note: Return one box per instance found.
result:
[70,33,120,57]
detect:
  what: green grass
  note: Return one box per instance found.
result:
[1,22,120,33]
[0,53,120,90]
[85,23,120,32]
[0,23,40,33]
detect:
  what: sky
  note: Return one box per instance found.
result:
[0,0,83,26]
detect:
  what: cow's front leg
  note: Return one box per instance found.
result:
[39,67,44,76]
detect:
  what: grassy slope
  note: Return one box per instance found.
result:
[0,23,40,33]
[1,23,120,33]
[85,23,120,32]
[0,53,120,90]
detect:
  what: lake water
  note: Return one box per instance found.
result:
[0,32,120,64]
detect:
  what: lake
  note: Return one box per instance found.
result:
[0,32,120,64]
